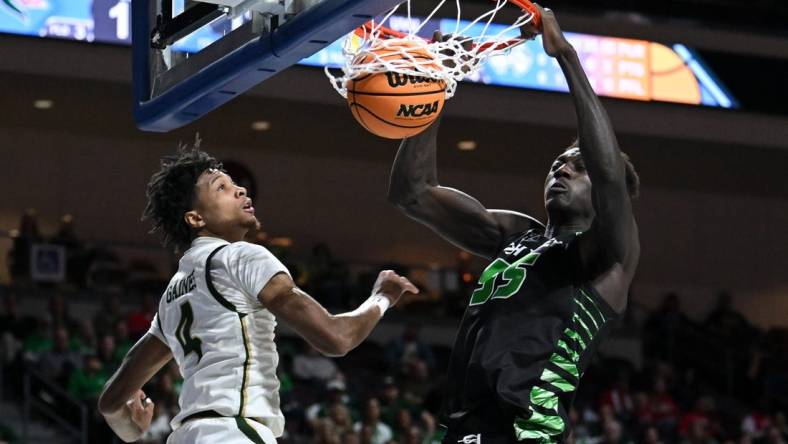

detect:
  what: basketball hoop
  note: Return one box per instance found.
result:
[325,0,542,100]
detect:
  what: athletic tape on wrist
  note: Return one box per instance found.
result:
[362,294,391,316]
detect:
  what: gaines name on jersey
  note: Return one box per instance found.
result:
[165,270,196,303]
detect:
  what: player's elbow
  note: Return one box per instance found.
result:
[387,185,414,209]
[97,391,115,416]
[318,334,352,357]
[311,326,353,357]
[97,385,123,416]
[388,187,427,217]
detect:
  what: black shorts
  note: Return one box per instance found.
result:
[440,417,565,444]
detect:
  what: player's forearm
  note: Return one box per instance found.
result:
[557,48,625,185]
[388,119,441,207]
[282,287,386,357]
[101,409,145,443]
[328,299,388,356]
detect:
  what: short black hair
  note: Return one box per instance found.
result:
[566,139,640,199]
[142,141,223,251]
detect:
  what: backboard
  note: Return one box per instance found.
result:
[132,0,404,132]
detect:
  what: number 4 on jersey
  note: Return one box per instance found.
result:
[469,252,540,306]
[175,301,203,362]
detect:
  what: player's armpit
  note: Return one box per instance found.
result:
[393,185,511,259]
[490,210,545,237]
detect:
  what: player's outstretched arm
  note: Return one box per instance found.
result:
[538,5,639,306]
[388,118,540,259]
[260,270,417,357]
[98,334,172,442]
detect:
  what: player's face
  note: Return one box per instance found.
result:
[544,147,593,218]
[191,169,259,239]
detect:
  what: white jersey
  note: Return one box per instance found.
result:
[148,236,289,436]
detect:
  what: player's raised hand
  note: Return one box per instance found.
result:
[126,390,154,433]
[373,270,419,306]
[531,4,574,57]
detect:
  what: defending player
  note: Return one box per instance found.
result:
[388,6,640,443]
[98,147,418,443]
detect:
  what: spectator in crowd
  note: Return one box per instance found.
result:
[50,214,88,286]
[301,243,349,309]
[67,355,108,403]
[293,342,341,386]
[353,398,393,444]
[651,375,680,436]
[0,291,28,364]
[70,319,97,355]
[598,418,632,444]
[38,326,82,384]
[681,416,719,444]
[379,376,411,425]
[643,293,692,362]
[327,403,355,436]
[764,425,788,444]
[385,322,436,374]
[126,293,156,340]
[8,208,42,282]
[112,319,133,362]
[0,291,26,339]
[703,292,758,346]
[774,412,788,438]
[22,316,52,361]
[306,379,352,429]
[48,292,75,331]
[92,294,124,337]
[641,426,665,444]
[680,397,721,442]
[342,429,361,444]
[96,334,120,374]
[600,370,635,422]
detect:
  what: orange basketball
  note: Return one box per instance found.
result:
[347,42,446,139]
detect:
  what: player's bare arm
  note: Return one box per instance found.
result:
[540,5,640,311]
[388,118,539,260]
[98,334,172,442]
[260,270,418,357]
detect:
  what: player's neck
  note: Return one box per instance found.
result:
[544,217,591,238]
[196,227,247,244]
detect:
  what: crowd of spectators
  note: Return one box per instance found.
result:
[1,211,786,444]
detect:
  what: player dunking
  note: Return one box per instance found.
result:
[388,6,640,444]
[98,147,418,443]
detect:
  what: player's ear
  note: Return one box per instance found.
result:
[184,210,205,229]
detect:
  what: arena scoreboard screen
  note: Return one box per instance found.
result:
[0,0,737,108]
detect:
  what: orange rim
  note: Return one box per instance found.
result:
[354,0,542,47]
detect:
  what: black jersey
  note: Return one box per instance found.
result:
[441,230,620,444]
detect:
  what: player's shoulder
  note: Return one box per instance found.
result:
[217,241,279,265]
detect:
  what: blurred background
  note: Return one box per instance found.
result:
[1,0,787,443]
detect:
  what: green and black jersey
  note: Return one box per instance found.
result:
[441,230,619,444]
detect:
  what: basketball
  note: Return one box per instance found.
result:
[346,42,446,139]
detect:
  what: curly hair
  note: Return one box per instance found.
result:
[142,141,223,251]
[566,139,640,199]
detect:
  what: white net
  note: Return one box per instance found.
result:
[325,0,540,99]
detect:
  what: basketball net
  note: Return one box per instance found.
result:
[325,0,541,99]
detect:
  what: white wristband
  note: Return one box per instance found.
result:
[362,294,391,316]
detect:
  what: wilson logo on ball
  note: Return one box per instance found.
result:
[396,101,440,118]
[385,72,443,88]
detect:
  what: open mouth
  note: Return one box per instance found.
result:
[243,201,255,213]
[548,182,568,193]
